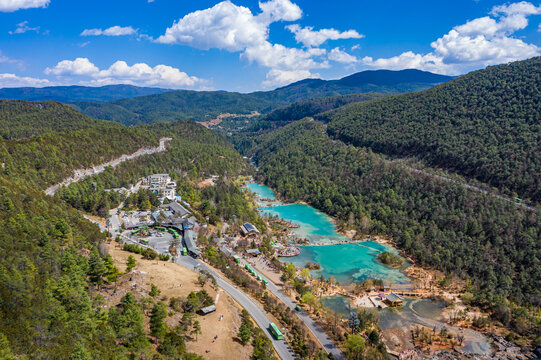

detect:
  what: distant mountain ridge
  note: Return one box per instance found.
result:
[268,69,454,102]
[0,84,170,102]
[0,69,453,125]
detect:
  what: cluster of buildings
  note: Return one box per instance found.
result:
[141,174,177,200]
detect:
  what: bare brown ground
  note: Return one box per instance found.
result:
[107,244,252,360]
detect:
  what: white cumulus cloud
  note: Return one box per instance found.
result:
[156,0,335,87]
[44,58,200,89]
[362,1,541,75]
[258,0,302,22]
[0,73,50,87]
[242,42,327,70]
[156,1,268,51]
[45,57,99,76]
[0,0,49,12]
[81,26,137,37]
[328,47,358,64]
[286,24,364,47]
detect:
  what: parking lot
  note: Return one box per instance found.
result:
[131,229,177,256]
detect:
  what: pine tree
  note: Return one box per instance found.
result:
[237,323,251,345]
[150,302,167,343]
[126,255,136,272]
[88,248,107,289]
[191,320,202,341]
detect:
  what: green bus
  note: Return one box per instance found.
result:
[234,256,241,263]
[182,247,188,256]
[139,239,149,245]
[245,264,251,270]
[262,279,268,285]
[269,322,283,340]
[131,229,141,235]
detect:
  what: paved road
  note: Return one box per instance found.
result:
[175,256,296,360]
[239,258,344,360]
[45,137,171,196]
[86,216,296,360]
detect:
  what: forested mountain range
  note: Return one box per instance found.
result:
[29,69,451,126]
[70,90,279,126]
[322,57,541,203]
[251,119,540,340]
[0,84,170,102]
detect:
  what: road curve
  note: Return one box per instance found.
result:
[176,256,297,360]
[45,137,172,196]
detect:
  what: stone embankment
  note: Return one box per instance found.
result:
[425,335,536,360]
[45,137,172,196]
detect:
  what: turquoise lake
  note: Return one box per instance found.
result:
[246,182,410,285]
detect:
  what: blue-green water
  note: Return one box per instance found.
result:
[260,204,347,244]
[246,183,410,285]
[246,182,277,200]
[283,243,410,285]
[247,182,347,243]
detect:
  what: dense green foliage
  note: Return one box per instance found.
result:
[323,57,541,203]
[0,84,169,102]
[229,93,384,154]
[73,91,280,125]
[0,101,157,188]
[377,251,405,268]
[253,120,541,310]
[0,177,201,358]
[0,127,155,188]
[0,100,127,140]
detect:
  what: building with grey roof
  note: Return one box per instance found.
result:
[240,223,260,236]
[183,230,200,258]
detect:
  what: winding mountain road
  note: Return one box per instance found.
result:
[45,137,171,196]
[237,258,344,359]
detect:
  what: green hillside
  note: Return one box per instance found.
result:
[0,100,121,140]
[73,91,279,126]
[253,119,540,331]
[323,57,541,203]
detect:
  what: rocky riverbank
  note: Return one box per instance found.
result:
[424,335,537,360]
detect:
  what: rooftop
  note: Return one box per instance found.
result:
[241,223,259,233]
[386,293,404,303]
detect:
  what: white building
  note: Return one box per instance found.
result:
[142,174,177,200]
[142,174,171,186]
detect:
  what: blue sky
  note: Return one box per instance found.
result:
[0,0,540,92]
